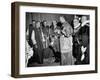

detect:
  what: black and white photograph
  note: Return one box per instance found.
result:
[11,2,97,77]
[25,12,90,67]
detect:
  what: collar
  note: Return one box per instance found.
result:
[81,20,90,27]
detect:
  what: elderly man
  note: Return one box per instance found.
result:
[31,21,44,64]
[59,16,74,65]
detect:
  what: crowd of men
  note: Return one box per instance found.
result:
[25,15,90,67]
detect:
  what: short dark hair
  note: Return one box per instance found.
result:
[32,20,35,22]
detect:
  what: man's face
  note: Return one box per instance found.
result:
[32,21,35,27]
[44,21,47,26]
[53,20,57,28]
[60,17,65,23]
[81,16,87,23]
[36,22,40,28]
[73,19,79,27]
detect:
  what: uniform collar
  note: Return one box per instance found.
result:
[81,20,90,27]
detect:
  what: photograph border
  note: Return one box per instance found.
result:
[11,2,98,78]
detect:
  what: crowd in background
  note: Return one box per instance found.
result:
[25,15,90,67]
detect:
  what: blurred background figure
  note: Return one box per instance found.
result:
[49,20,61,62]
[27,20,37,66]
[33,21,44,64]
[25,41,33,67]
[25,25,34,67]
[28,20,36,48]
[42,20,49,49]
[41,20,53,60]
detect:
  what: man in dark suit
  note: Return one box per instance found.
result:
[31,21,44,64]
[78,15,90,64]
[27,20,37,66]
[80,35,89,64]
[28,20,36,48]
[73,15,90,65]
[72,16,82,65]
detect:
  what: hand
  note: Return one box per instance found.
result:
[81,53,85,61]
[81,46,87,53]
[81,46,87,61]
